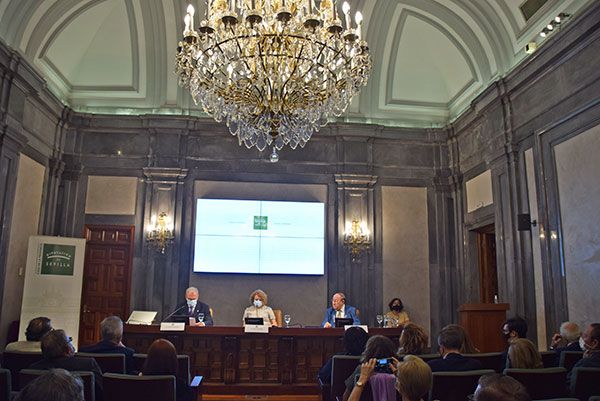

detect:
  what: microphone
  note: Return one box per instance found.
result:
[163,304,188,322]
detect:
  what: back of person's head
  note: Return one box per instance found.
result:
[504,317,528,339]
[474,373,530,401]
[507,339,543,369]
[343,326,369,356]
[443,324,478,353]
[437,326,463,351]
[559,321,581,342]
[143,338,178,376]
[362,335,397,362]
[15,369,84,401]
[100,316,123,343]
[590,323,600,344]
[40,330,72,360]
[395,355,432,401]
[399,323,429,355]
[25,317,53,342]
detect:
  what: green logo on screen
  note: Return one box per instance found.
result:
[253,216,268,230]
[40,244,76,276]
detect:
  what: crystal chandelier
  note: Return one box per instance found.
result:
[175,0,371,161]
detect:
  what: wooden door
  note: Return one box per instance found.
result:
[476,224,498,304]
[79,225,134,347]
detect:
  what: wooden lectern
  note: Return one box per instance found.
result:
[458,303,509,352]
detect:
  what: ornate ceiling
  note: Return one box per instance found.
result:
[0,0,591,127]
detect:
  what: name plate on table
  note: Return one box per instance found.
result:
[244,324,269,333]
[160,322,185,331]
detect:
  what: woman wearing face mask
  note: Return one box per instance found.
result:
[384,297,410,327]
[243,289,278,327]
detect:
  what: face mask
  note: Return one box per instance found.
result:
[187,300,197,308]
[254,299,263,308]
[392,305,402,312]
[580,337,587,351]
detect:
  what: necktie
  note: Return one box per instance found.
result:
[188,306,193,316]
[336,310,342,318]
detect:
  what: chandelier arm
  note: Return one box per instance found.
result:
[279,41,305,110]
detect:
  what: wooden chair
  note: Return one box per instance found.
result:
[273,309,283,327]
[570,367,600,401]
[0,351,43,390]
[464,352,504,372]
[20,369,95,401]
[428,369,495,401]
[133,353,190,383]
[559,351,584,372]
[76,352,126,374]
[330,355,361,401]
[541,351,557,368]
[504,367,568,400]
[0,368,11,401]
[103,373,203,401]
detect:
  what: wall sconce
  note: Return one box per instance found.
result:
[146,212,174,254]
[343,219,371,261]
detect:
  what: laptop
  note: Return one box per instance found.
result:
[334,317,353,327]
[126,311,157,325]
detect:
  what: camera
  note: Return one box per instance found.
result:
[374,358,393,373]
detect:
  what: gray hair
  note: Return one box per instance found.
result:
[100,316,123,342]
[560,321,581,342]
[15,369,84,401]
[186,287,199,296]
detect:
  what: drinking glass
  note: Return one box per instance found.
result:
[376,314,383,327]
[284,314,291,327]
[198,313,205,323]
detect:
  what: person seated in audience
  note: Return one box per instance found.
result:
[15,368,85,401]
[4,317,52,353]
[473,373,531,401]
[78,315,136,373]
[322,292,360,328]
[242,289,278,327]
[346,355,432,401]
[444,324,479,353]
[427,326,483,372]
[549,321,581,367]
[507,338,543,369]
[384,297,410,327]
[29,330,102,397]
[175,286,214,326]
[318,326,368,383]
[567,323,600,387]
[342,335,398,400]
[501,316,528,367]
[141,339,193,401]
[398,323,429,356]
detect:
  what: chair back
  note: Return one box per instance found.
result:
[541,351,557,368]
[331,355,361,400]
[133,353,190,384]
[76,352,126,374]
[559,351,584,372]
[464,353,504,372]
[570,367,600,401]
[504,367,567,399]
[20,369,95,401]
[0,368,11,401]
[273,309,283,327]
[0,351,43,390]
[103,373,176,401]
[429,369,495,401]
[416,353,442,363]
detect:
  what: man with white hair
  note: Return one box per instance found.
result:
[79,315,136,373]
[174,286,214,326]
[550,321,581,367]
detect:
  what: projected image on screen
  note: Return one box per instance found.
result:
[193,199,325,275]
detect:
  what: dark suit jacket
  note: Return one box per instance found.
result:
[30,356,103,396]
[175,301,214,326]
[427,352,483,372]
[321,305,360,327]
[554,341,582,367]
[567,350,600,387]
[79,339,136,374]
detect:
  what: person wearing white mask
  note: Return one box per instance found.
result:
[243,289,278,327]
[174,286,213,326]
[567,323,600,388]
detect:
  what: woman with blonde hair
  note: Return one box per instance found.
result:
[242,289,278,327]
[399,323,429,356]
[508,338,543,369]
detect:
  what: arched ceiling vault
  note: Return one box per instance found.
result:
[0,0,593,127]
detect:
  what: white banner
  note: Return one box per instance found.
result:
[19,236,86,349]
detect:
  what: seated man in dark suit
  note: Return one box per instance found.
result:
[322,292,360,328]
[79,316,135,373]
[428,326,483,372]
[567,323,600,387]
[172,286,214,326]
[30,329,102,398]
[549,321,581,367]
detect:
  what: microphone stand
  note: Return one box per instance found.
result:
[162,304,188,322]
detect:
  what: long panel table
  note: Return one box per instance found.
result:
[123,325,403,395]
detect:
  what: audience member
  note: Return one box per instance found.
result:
[5,317,52,353]
[501,317,528,367]
[318,326,368,383]
[444,324,479,353]
[384,297,410,327]
[343,335,398,400]
[242,289,278,327]
[398,323,429,356]
[567,323,600,387]
[473,373,531,401]
[427,326,483,372]
[507,338,543,369]
[141,338,193,401]
[29,330,102,397]
[14,368,84,401]
[549,321,581,367]
[79,315,136,373]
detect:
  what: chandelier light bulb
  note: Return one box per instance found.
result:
[342,1,351,28]
[540,30,546,37]
[547,23,553,30]
[355,11,363,38]
[184,14,191,34]
[555,15,561,23]
[187,4,195,16]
